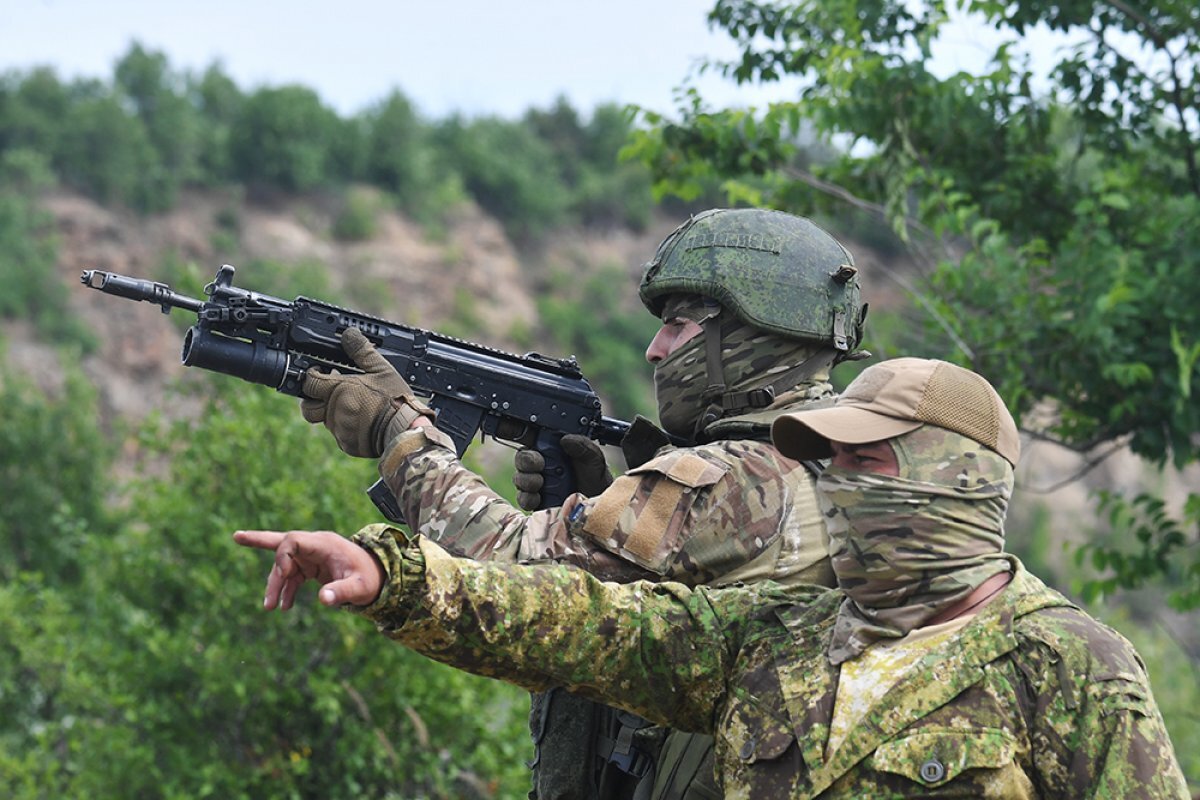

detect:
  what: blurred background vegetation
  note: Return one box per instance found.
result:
[2,1,1198,794]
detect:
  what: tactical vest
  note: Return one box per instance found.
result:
[529,412,827,800]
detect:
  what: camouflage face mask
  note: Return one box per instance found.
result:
[654,295,833,441]
[654,328,710,440]
[818,426,1016,664]
[653,295,719,440]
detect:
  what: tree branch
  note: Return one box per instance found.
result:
[1019,433,1133,494]
[1099,1,1200,195]
[781,165,976,358]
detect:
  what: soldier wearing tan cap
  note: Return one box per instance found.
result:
[236,358,1189,798]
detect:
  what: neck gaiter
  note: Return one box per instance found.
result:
[819,425,1016,664]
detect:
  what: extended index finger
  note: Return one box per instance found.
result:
[233,530,288,551]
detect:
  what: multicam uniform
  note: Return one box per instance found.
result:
[374,395,833,588]
[364,389,836,798]
[348,536,1191,800]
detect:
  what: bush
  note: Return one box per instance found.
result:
[229,86,342,192]
[332,187,380,242]
[435,115,570,243]
[0,359,113,584]
[0,162,94,349]
[0,385,532,798]
[536,264,658,421]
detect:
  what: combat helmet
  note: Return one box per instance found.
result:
[639,208,865,354]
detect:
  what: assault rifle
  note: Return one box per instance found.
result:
[81,264,633,522]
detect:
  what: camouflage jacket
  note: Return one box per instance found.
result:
[351,536,1190,800]
[372,391,835,588]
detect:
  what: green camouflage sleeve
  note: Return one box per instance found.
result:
[350,529,781,734]
[1016,607,1190,798]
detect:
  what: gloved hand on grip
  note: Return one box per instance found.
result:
[301,327,433,458]
[512,433,614,511]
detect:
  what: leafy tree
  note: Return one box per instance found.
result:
[434,114,570,242]
[229,86,341,191]
[0,360,113,585]
[0,152,92,348]
[356,90,467,227]
[536,265,659,421]
[57,89,164,210]
[114,42,204,203]
[0,67,70,158]
[192,63,245,183]
[363,91,429,200]
[0,384,531,798]
[0,357,116,784]
[525,99,654,229]
[625,0,1200,611]
[524,96,589,186]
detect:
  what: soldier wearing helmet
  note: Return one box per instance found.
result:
[285,208,868,800]
[636,207,863,444]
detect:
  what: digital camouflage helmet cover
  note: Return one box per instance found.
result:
[639,208,866,353]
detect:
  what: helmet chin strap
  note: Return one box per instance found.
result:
[694,313,730,438]
[692,312,842,440]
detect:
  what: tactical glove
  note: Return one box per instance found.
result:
[301,327,433,458]
[512,433,614,511]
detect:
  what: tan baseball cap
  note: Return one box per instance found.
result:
[771,357,1021,465]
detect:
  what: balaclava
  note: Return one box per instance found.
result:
[654,294,833,441]
[818,424,1016,664]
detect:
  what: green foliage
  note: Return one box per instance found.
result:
[58,90,167,211]
[229,85,342,192]
[630,0,1200,612]
[361,90,450,220]
[0,359,114,584]
[1077,491,1200,611]
[438,286,487,341]
[192,64,245,183]
[921,183,1200,466]
[0,385,531,798]
[1,48,657,248]
[527,99,655,230]
[114,42,205,207]
[0,157,93,349]
[0,67,70,156]
[434,114,571,242]
[536,265,659,421]
[331,186,380,242]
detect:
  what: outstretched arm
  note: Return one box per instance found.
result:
[235,529,782,733]
[232,529,385,610]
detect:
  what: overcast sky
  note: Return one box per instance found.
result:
[0,0,1076,126]
[0,0,817,119]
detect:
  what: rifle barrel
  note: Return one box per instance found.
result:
[81,270,204,313]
